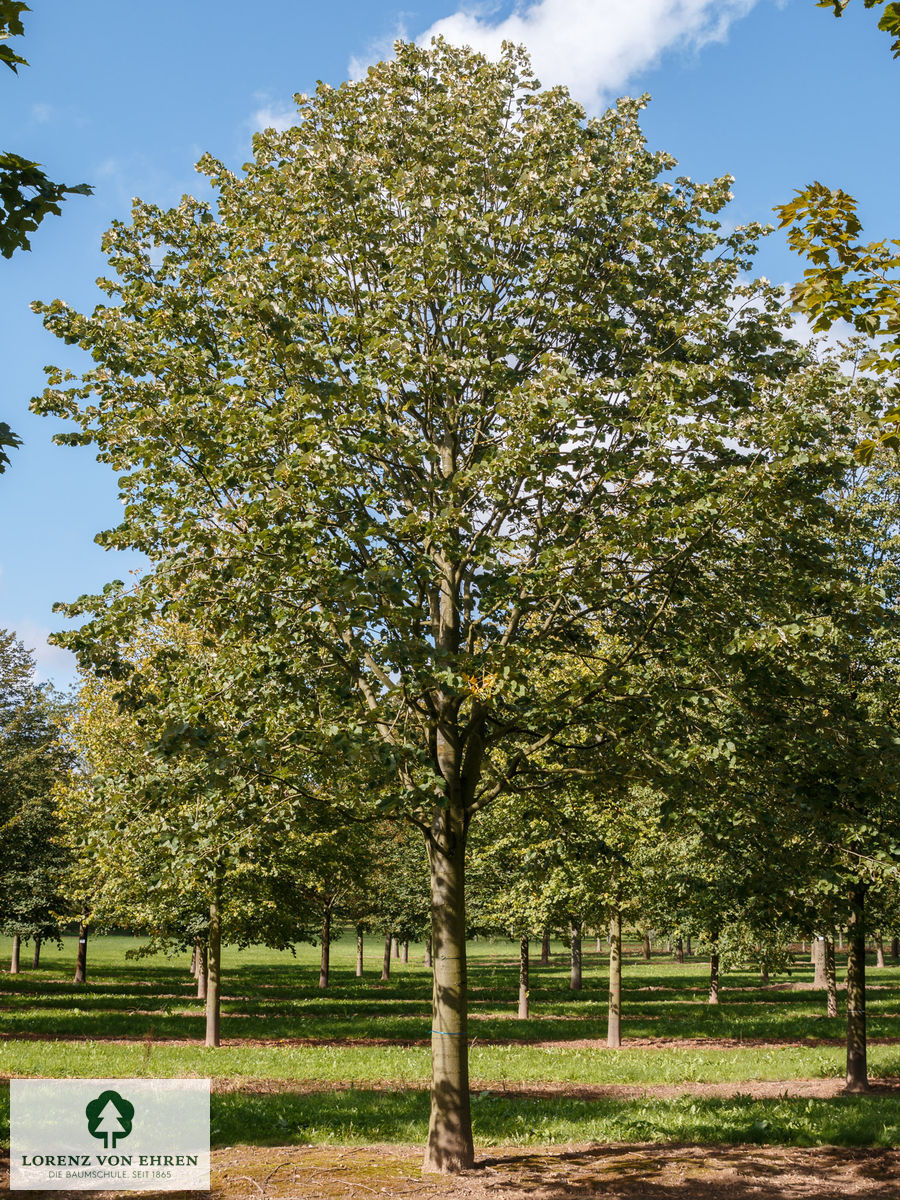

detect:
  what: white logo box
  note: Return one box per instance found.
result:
[10,1079,210,1191]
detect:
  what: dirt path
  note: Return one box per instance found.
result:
[5,1143,899,1199]
[208,1075,900,1101]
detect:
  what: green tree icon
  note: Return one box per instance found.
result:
[85,1090,135,1149]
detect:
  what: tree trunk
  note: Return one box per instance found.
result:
[607,909,622,1048]
[642,930,651,961]
[875,935,885,968]
[825,935,837,1018]
[319,906,331,990]
[356,926,364,977]
[685,935,692,957]
[517,936,529,1020]
[540,930,549,965]
[190,941,198,977]
[381,932,392,981]
[569,922,582,990]
[205,897,221,1048]
[197,941,208,1000]
[709,946,720,1004]
[31,937,41,970]
[74,923,88,985]
[425,935,432,968]
[813,936,827,988]
[392,935,399,959]
[845,882,868,1092]
[10,934,20,974]
[675,937,684,964]
[838,930,844,950]
[402,939,409,964]
[760,963,769,987]
[422,815,473,1174]
[891,935,899,962]
[596,934,602,952]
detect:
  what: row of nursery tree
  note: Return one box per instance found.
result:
[5,39,900,1174]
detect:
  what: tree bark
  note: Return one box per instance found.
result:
[402,939,409,964]
[540,930,550,965]
[425,935,432,968]
[392,935,400,959]
[685,935,692,957]
[845,882,868,1092]
[319,905,331,990]
[205,897,221,1048]
[642,930,651,961]
[760,963,769,987]
[31,937,41,970]
[674,937,684,964]
[422,814,473,1174]
[875,935,885,968]
[607,909,622,1048]
[356,925,364,977]
[197,941,208,1000]
[709,946,720,1004]
[382,932,392,981]
[518,936,529,1020]
[569,921,582,990]
[596,934,602,952]
[813,936,827,988]
[825,935,838,1018]
[10,934,20,974]
[74,923,88,985]
[891,935,899,962]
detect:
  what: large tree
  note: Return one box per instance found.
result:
[34,40,854,1171]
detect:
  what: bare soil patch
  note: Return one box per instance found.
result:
[5,1142,900,1199]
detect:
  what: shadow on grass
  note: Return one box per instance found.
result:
[201,1087,900,1150]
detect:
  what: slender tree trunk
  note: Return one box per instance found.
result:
[825,935,838,1018]
[875,935,885,968]
[422,815,473,1174]
[642,930,651,961]
[381,932,392,981]
[74,923,88,985]
[540,930,550,965]
[392,935,399,959]
[518,936,529,1020]
[685,935,692,957]
[891,935,899,962]
[569,921,582,990]
[402,939,409,964]
[197,941,208,1000]
[596,934,602,952]
[760,963,769,987]
[31,937,41,970]
[319,906,331,990]
[425,935,432,968]
[813,936,827,988]
[607,909,622,1048]
[709,946,720,1005]
[205,897,221,1048]
[845,882,868,1092]
[10,934,20,974]
[838,930,844,950]
[675,937,684,964]
[356,926,364,977]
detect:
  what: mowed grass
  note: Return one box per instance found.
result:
[2,932,900,1150]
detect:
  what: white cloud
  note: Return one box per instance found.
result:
[415,0,760,111]
[12,618,76,686]
[349,16,411,82]
[250,103,297,134]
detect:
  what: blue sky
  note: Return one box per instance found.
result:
[1,0,898,688]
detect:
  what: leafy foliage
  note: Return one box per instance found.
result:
[816,0,900,57]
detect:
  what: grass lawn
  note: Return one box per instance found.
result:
[2,932,899,1155]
